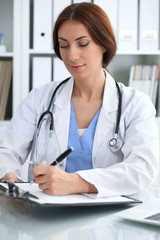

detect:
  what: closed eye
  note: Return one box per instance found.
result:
[59,44,69,49]
[79,42,89,47]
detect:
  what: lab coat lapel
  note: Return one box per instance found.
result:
[53,78,74,153]
[92,73,119,159]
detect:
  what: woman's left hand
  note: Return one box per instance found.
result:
[32,163,97,196]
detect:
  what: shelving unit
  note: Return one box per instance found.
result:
[109,53,160,86]
[0,0,160,128]
[0,0,13,129]
[117,50,160,55]
[0,0,21,133]
[0,53,14,57]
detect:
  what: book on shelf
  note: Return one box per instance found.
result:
[129,65,160,115]
[0,59,12,120]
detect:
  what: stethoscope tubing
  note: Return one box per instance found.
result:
[37,77,70,131]
[36,77,122,153]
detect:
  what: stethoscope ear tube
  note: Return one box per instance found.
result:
[47,77,71,111]
[37,110,53,130]
[37,77,71,133]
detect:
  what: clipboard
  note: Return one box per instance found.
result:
[0,182,142,207]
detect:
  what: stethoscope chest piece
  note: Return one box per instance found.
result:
[109,135,122,152]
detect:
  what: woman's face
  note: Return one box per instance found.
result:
[58,20,106,81]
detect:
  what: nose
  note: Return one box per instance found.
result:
[68,46,80,62]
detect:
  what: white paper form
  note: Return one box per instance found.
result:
[0,183,141,206]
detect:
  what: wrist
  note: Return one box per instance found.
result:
[71,173,98,194]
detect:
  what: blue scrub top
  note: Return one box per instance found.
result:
[65,101,100,173]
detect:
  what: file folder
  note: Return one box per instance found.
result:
[32,57,52,89]
[53,0,71,24]
[118,0,138,51]
[94,0,118,40]
[139,0,159,50]
[0,182,142,207]
[33,0,52,49]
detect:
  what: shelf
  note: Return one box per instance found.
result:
[29,49,160,56]
[117,50,160,55]
[29,49,55,55]
[0,52,14,57]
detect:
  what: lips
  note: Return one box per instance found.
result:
[70,65,84,71]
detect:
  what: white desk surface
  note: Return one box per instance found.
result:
[0,185,160,240]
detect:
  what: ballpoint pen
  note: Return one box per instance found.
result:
[30,147,74,184]
[50,147,74,166]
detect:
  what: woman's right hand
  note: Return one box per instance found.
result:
[0,172,19,183]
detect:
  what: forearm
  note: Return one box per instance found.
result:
[77,155,159,198]
[33,164,98,196]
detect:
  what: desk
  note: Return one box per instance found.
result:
[0,186,160,240]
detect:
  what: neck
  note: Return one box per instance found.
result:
[72,69,106,102]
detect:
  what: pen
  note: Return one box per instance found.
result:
[51,147,74,166]
[30,147,74,184]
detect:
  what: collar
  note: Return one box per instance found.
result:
[53,71,119,113]
[53,76,74,110]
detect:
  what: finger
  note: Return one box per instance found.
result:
[33,163,48,177]
[7,178,18,183]
[39,182,49,191]
[34,174,46,184]
[43,188,54,196]
[1,173,18,183]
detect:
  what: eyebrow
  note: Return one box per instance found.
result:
[58,36,89,41]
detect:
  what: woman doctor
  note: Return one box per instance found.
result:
[0,2,159,198]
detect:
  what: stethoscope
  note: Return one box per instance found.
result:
[109,80,123,152]
[31,76,122,167]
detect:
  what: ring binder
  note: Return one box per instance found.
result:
[4,181,39,199]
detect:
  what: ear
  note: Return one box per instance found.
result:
[102,46,107,53]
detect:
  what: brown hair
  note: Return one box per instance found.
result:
[53,2,117,67]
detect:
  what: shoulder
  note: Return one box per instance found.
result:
[119,82,152,105]
[33,76,72,97]
[33,81,61,98]
[118,82,156,120]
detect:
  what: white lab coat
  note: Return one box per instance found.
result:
[0,72,159,198]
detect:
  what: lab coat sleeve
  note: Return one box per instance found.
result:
[77,95,159,198]
[0,89,37,179]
